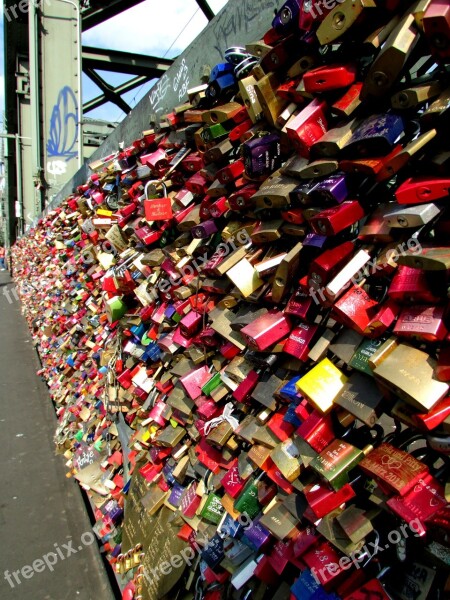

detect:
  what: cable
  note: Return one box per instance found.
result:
[162,6,200,59]
[109,4,204,124]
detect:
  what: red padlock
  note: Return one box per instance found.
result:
[286,99,328,158]
[216,160,245,184]
[309,201,365,236]
[395,176,450,204]
[303,64,357,93]
[185,172,209,196]
[423,0,450,60]
[143,181,173,222]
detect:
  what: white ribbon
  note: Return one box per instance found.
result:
[203,402,239,436]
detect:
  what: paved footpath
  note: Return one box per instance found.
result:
[0,272,116,600]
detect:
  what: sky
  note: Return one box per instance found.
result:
[0,0,229,128]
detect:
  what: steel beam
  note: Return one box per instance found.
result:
[195,0,215,21]
[81,0,147,32]
[82,46,174,77]
[84,69,132,114]
[83,75,152,114]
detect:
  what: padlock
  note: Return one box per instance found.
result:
[304,64,357,93]
[383,203,441,228]
[296,359,348,414]
[303,481,356,520]
[393,305,448,342]
[308,241,355,295]
[277,79,305,106]
[423,0,450,60]
[398,245,450,271]
[283,323,319,361]
[285,99,328,158]
[331,83,364,118]
[309,439,373,491]
[240,310,291,352]
[335,372,384,426]
[387,469,447,533]
[251,176,297,210]
[185,172,209,196]
[378,129,438,180]
[312,119,361,158]
[361,9,419,99]
[395,176,450,204]
[260,35,303,74]
[202,102,244,125]
[391,81,442,109]
[342,113,405,157]
[359,442,430,496]
[317,0,377,44]
[272,0,302,35]
[140,148,169,175]
[143,180,173,221]
[310,174,349,204]
[309,201,365,236]
[243,133,282,179]
[373,343,449,411]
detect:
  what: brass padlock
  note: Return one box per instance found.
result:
[238,75,264,123]
[317,0,377,45]
[361,7,420,99]
[254,73,288,127]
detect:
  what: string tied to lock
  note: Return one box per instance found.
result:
[203,402,239,435]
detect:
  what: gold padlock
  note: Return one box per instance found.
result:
[317,0,377,45]
[238,76,264,123]
[361,5,420,99]
[254,73,288,127]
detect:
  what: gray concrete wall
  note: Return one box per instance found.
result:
[43,0,278,215]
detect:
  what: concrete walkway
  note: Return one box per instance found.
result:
[0,272,116,600]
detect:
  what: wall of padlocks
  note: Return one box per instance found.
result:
[11,0,450,599]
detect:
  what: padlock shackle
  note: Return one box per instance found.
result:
[144,179,167,200]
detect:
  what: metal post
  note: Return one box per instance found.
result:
[0,134,33,239]
[54,0,83,170]
[29,0,43,213]
[15,135,24,236]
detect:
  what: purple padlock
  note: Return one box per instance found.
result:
[243,133,282,179]
[191,219,218,239]
[311,174,348,204]
[241,517,272,551]
[168,483,186,508]
[302,233,328,248]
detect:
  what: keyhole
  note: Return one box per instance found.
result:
[280,7,292,24]
[333,12,346,30]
